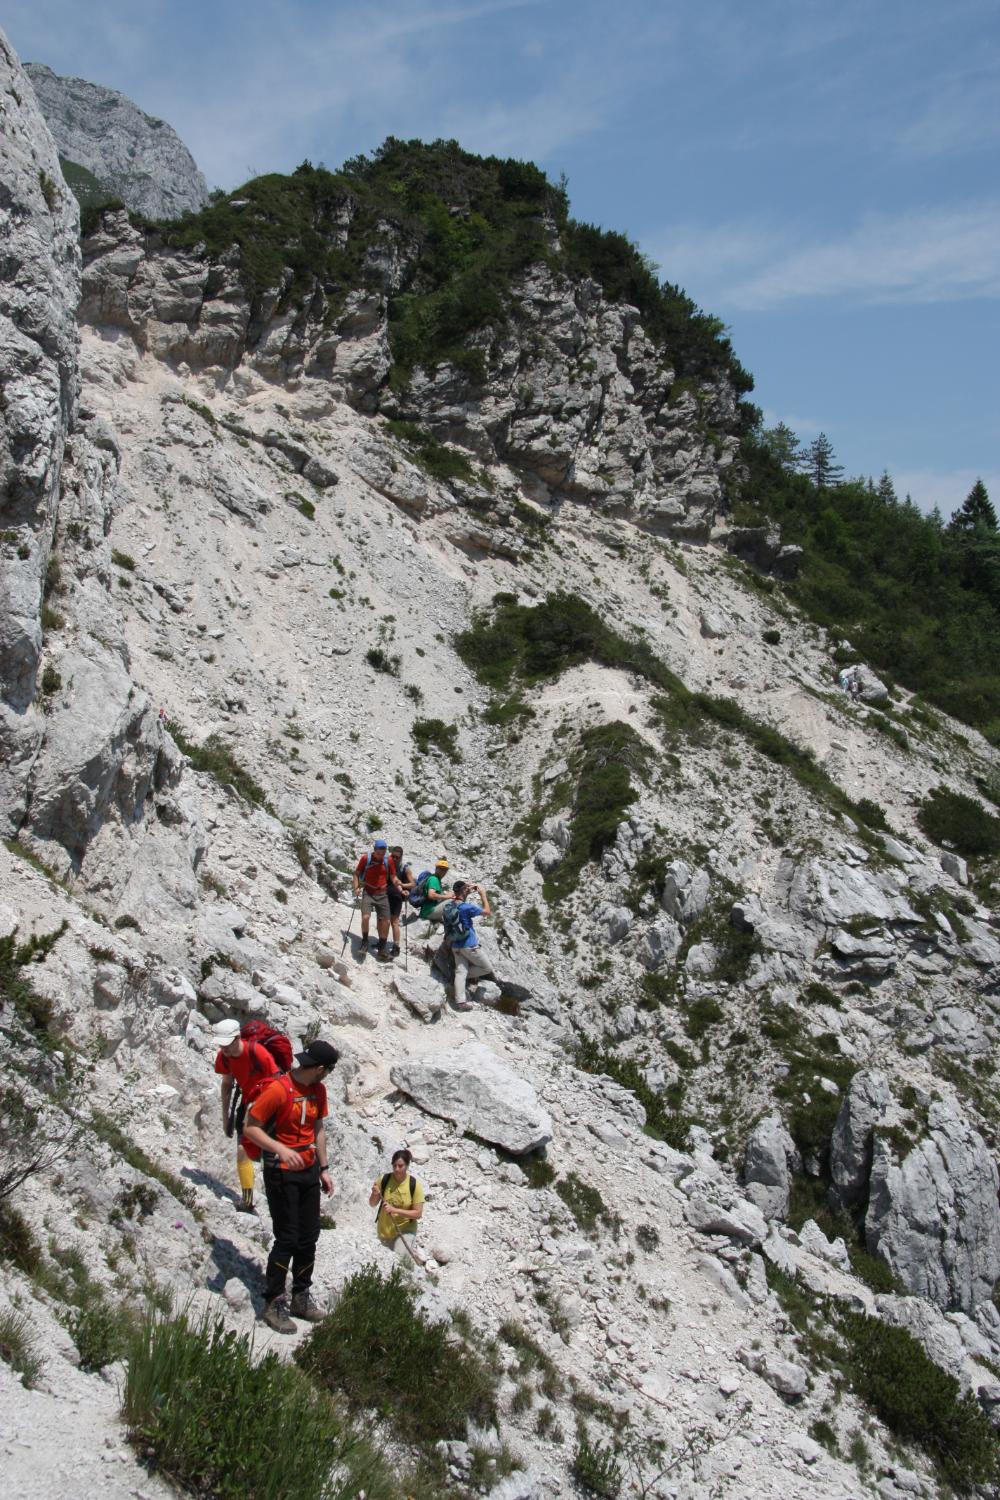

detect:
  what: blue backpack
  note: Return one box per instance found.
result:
[442,900,470,946]
[407,870,433,909]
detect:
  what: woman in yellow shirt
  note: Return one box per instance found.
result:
[369,1149,425,1261]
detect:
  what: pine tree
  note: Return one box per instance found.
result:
[876,471,897,504]
[949,478,997,534]
[761,422,802,473]
[804,433,843,488]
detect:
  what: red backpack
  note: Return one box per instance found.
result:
[240,1020,294,1075]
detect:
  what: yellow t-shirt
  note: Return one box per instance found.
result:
[375,1173,425,1240]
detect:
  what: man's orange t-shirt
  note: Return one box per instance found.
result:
[356,853,397,892]
[247,1076,328,1169]
[214,1040,278,1095]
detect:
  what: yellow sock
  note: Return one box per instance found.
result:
[237,1158,255,1192]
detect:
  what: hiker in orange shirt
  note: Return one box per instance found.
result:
[213,1018,280,1214]
[243,1039,338,1332]
[353,838,404,960]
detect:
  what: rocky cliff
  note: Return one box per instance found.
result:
[24,61,209,220]
[3,29,1000,1500]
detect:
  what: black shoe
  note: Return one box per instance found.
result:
[390,944,401,957]
[356,941,369,959]
[235,1199,257,1215]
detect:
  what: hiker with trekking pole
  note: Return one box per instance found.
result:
[353,838,404,961]
[369,1148,425,1267]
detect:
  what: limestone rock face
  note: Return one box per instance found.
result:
[866,1100,1000,1314]
[743,1113,800,1221]
[830,1069,893,1207]
[0,29,82,832]
[390,1041,553,1153]
[24,63,209,220]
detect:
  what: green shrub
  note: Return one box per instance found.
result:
[68,1293,129,1372]
[918,785,1000,858]
[554,1173,618,1237]
[40,664,62,695]
[111,549,136,571]
[123,1305,387,1500]
[855,797,888,831]
[683,996,723,1040]
[839,1309,999,1490]
[0,1307,44,1387]
[365,646,400,676]
[0,1202,41,1273]
[386,420,476,484]
[574,1038,692,1149]
[90,1112,199,1217]
[411,716,461,759]
[762,628,781,645]
[296,1264,498,1444]
[0,923,66,1045]
[167,722,269,808]
[545,721,649,900]
[635,1224,659,1253]
[572,1434,622,1498]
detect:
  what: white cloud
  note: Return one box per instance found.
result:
[760,409,822,437]
[891,467,1000,520]
[651,202,1000,311]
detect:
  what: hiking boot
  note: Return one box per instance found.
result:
[262,1297,295,1334]
[356,940,369,960]
[235,1199,257,1215]
[390,944,401,957]
[289,1291,325,1323]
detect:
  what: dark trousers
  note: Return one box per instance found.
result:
[263,1163,321,1302]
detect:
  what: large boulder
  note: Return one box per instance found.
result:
[390,1042,553,1154]
[830,1069,893,1207]
[866,1099,1000,1313]
[742,1114,800,1222]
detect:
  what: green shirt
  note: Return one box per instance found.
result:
[419,874,443,920]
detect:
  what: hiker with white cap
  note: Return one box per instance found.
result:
[243,1038,339,1332]
[417,855,451,938]
[353,838,404,960]
[213,1018,279,1214]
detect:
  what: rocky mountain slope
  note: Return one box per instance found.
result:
[3,29,1000,1500]
[24,61,209,220]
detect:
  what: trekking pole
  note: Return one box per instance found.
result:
[404,908,409,972]
[339,892,360,959]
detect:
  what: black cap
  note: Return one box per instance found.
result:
[295,1040,340,1070]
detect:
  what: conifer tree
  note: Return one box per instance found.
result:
[761,421,802,472]
[876,471,897,504]
[804,433,843,487]
[949,478,997,533]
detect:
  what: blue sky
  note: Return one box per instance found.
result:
[7,0,998,515]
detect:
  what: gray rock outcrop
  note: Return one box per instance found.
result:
[743,1113,800,1221]
[390,1042,553,1154]
[866,1100,1000,1313]
[0,30,81,833]
[830,1069,893,1207]
[25,63,209,220]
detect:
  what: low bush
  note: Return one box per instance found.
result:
[68,1292,129,1372]
[554,1172,618,1238]
[0,1307,44,1387]
[167,721,269,808]
[544,721,649,901]
[90,1112,199,1217]
[572,1434,623,1498]
[411,716,461,760]
[918,785,1000,858]
[111,549,136,571]
[123,1305,388,1500]
[385,420,477,485]
[0,923,67,1047]
[365,646,400,676]
[635,1224,660,1253]
[855,797,888,831]
[296,1263,498,1444]
[574,1038,692,1149]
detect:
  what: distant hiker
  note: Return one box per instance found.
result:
[418,855,451,938]
[387,845,413,958]
[213,1018,279,1214]
[242,1039,339,1333]
[442,881,493,1009]
[369,1148,425,1263]
[849,670,861,700]
[353,838,404,959]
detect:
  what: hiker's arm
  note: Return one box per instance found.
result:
[242,1119,305,1171]
[220,1075,233,1127]
[369,1181,382,1208]
[475,885,491,917]
[315,1121,333,1196]
[390,1201,422,1221]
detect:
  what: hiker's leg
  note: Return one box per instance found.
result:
[236,1142,255,1208]
[290,1177,321,1297]
[373,892,390,948]
[360,892,372,942]
[263,1167,299,1304]
[453,948,472,1005]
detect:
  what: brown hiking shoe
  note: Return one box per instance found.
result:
[262,1297,295,1334]
[289,1291,324,1323]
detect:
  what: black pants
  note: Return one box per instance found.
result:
[263,1163,320,1302]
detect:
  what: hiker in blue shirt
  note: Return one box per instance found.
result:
[442,881,493,1009]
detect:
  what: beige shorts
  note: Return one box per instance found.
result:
[361,889,390,919]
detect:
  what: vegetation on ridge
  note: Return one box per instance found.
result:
[135,139,750,393]
[737,433,1000,742]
